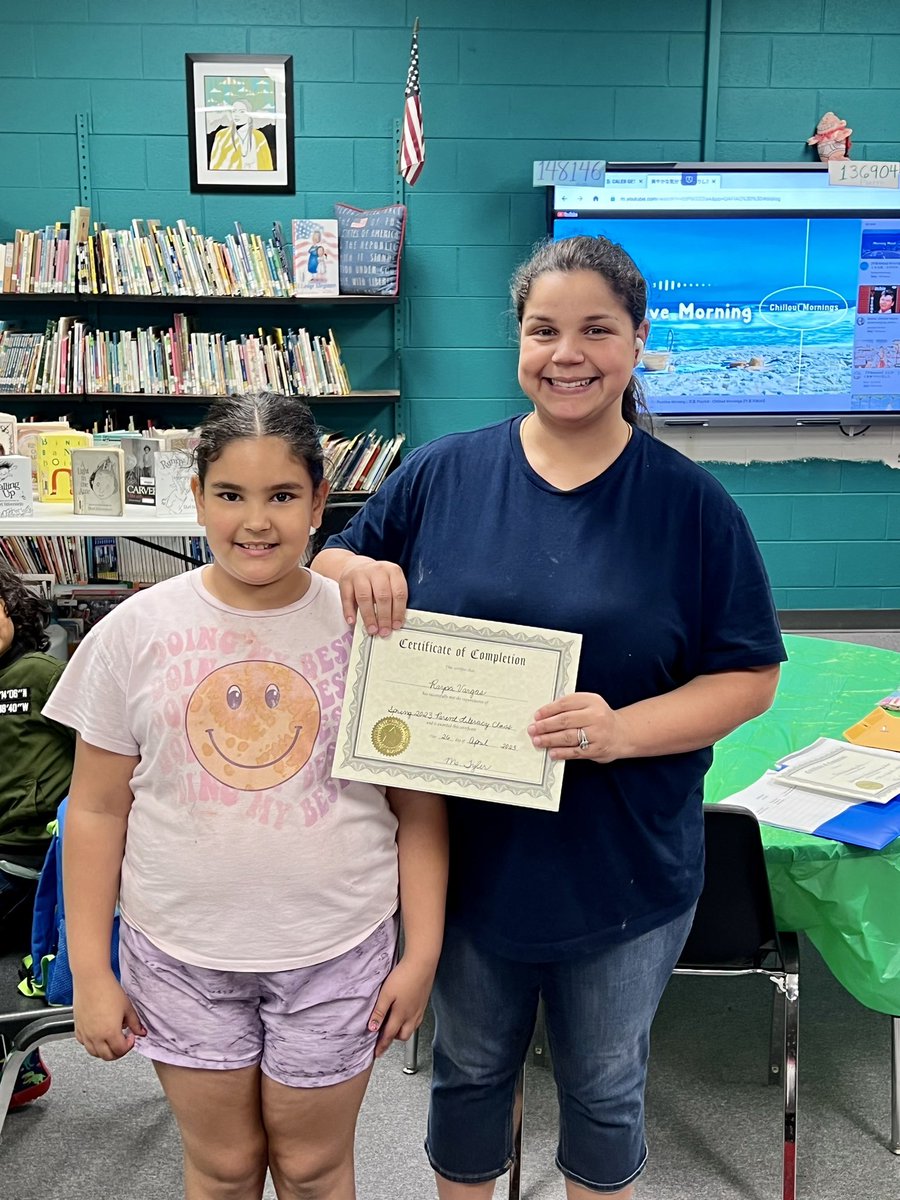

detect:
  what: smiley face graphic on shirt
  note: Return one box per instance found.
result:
[185,661,320,791]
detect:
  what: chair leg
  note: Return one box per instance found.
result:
[0,1027,76,1142]
[781,970,799,1200]
[508,1064,524,1200]
[0,1045,28,1140]
[768,981,785,1085]
[890,1016,900,1155]
[403,1027,419,1075]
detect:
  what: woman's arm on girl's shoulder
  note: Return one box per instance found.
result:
[368,788,448,1057]
[64,735,146,1061]
[311,547,409,636]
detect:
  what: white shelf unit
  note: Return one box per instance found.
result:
[2,502,202,537]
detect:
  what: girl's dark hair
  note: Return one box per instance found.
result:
[510,235,650,426]
[0,561,51,656]
[194,391,325,488]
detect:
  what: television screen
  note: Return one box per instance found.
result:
[548,163,900,426]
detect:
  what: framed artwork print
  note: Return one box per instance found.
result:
[186,53,295,194]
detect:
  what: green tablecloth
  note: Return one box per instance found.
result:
[708,633,900,1016]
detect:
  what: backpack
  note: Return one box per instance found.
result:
[17,797,120,1006]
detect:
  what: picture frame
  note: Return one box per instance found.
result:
[185,53,295,194]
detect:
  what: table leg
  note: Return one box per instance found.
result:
[891,1017,900,1155]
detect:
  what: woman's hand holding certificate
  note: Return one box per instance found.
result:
[332,610,582,811]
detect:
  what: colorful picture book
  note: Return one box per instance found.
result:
[16,421,70,494]
[292,219,339,298]
[36,430,92,503]
[71,446,126,517]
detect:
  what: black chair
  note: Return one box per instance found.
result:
[0,949,75,1139]
[674,802,800,1200]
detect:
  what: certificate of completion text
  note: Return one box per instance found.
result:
[332,609,582,811]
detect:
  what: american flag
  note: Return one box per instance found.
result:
[399,20,425,186]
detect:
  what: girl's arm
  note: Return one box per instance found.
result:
[368,788,448,1057]
[64,735,145,1060]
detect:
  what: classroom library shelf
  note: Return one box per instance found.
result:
[0,294,398,306]
[2,390,400,404]
[3,504,202,537]
[1,494,373,538]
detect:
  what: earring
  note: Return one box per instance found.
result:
[309,525,319,536]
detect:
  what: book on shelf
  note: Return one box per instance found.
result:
[321,431,404,494]
[292,219,339,298]
[68,206,90,294]
[70,446,126,517]
[0,411,16,455]
[368,433,406,492]
[1,243,13,294]
[0,316,353,399]
[36,430,92,503]
[87,537,119,582]
[16,421,70,493]
[0,455,34,518]
[1,534,210,591]
[122,434,162,507]
[154,449,195,517]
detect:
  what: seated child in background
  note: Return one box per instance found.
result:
[0,562,75,1108]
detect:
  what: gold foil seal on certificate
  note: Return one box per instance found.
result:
[371,716,411,757]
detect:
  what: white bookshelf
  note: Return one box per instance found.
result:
[2,502,202,537]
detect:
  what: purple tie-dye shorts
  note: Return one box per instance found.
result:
[117,914,399,1088]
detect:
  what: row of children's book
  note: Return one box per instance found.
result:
[0,415,405,517]
[0,418,197,515]
[1,534,211,588]
[0,208,341,299]
[322,431,406,493]
[0,318,351,398]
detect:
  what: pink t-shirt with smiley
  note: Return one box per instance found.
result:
[43,569,399,971]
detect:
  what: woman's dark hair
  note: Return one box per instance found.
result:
[510,235,650,426]
[194,391,325,489]
[0,561,51,656]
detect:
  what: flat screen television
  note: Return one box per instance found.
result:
[547,162,900,426]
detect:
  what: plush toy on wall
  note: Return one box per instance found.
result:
[807,111,853,161]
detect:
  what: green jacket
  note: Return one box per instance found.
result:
[0,651,75,859]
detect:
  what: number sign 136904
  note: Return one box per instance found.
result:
[828,160,899,189]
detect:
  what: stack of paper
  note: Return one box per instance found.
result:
[722,738,900,849]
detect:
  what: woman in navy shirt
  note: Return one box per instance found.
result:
[314,235,785,1200]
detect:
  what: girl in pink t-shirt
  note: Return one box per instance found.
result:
[47,392,447,1200]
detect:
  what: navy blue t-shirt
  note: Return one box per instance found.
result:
[326,418,786,961]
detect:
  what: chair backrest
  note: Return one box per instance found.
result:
[677,803,780,970]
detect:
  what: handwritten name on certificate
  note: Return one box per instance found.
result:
[332,609,582,811]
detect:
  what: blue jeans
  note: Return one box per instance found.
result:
[425,906,695,1193]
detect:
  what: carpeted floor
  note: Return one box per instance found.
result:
[2,936,899,1199]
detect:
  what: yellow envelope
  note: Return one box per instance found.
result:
[844,708,900,752]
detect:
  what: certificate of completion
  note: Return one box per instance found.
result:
[332,609,582,811]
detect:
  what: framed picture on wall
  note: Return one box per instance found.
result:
[185,53,295,194]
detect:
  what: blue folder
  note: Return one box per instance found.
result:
[813,794,900,850]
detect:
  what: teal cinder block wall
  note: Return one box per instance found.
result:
[0,0,898,610]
